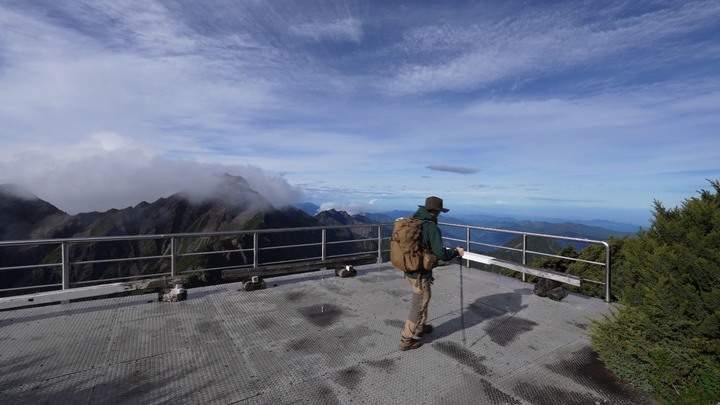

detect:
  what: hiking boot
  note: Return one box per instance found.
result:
[399,338,423,351]
[416,324,434,337]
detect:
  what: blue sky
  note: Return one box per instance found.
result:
[1,0,719,226]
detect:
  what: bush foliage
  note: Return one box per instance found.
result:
[590,180,720,404]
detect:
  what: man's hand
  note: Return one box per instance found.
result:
[456,247,465,257]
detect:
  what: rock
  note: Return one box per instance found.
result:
[533,278,567,301]
[335,265,357,278]
[242,276,266,291]
[159,284,187,302]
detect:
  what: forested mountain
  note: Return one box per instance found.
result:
[0,184,69,241]
[0,176,369,292]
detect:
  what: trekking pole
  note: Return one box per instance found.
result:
[459,253,466,346]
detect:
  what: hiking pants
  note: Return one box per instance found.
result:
[401,276,431,340]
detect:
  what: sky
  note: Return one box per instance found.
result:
[1,0,719,226]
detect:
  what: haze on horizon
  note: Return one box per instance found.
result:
[1,1,719,227]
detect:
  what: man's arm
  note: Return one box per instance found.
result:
[424,222,461,261]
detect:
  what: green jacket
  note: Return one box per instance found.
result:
[405,207,459,279]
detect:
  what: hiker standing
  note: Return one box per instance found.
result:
[399,196,464,351]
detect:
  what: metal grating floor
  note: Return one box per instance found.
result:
[0,263,651,404]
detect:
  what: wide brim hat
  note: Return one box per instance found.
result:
[419,196,449,213]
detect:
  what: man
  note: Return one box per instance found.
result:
[400,196,464,351]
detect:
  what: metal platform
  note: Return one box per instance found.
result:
[0,263,650,404]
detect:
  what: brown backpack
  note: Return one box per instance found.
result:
[390,217,438,271]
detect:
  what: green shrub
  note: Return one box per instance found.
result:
[559,237,630,300]
[590,180,720,404]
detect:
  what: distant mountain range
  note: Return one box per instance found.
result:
[298,203,640,242]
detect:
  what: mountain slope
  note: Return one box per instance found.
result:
[0,184,69,241]
[0,176,376,292]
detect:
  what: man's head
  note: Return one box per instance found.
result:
[420,196,449,216]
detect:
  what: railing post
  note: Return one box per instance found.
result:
[321,229,327,261]
[170,237,177,277]
[253,233,259,268]
[465,226,471,266]
[521,234,528,282]
[61,242,70,290]
[605,242,611,303]
[376,225,383,264]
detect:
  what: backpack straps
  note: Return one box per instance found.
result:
[419,219,434,253]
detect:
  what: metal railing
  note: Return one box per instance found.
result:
[439,222,611,302]
[0,224,385,293]
[0,222,612,305]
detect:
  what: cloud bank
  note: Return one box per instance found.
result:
[0,133,303,214]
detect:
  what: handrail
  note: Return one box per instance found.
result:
[0,223,390,291]
[0,223,381,246]
[439,221,611,302]
[0,221,612,304]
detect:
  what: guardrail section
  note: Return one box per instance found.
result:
[0,221,612,309]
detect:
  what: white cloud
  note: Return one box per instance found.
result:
[290,18,363,43]
[318,201,374,215]
[0,133,303,214]
[427,164,479,175]
[385,0,720,95]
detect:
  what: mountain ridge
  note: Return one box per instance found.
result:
[297,201,640,237]
[0,177,367,292]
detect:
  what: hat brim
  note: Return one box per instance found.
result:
[419,205,449,213]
